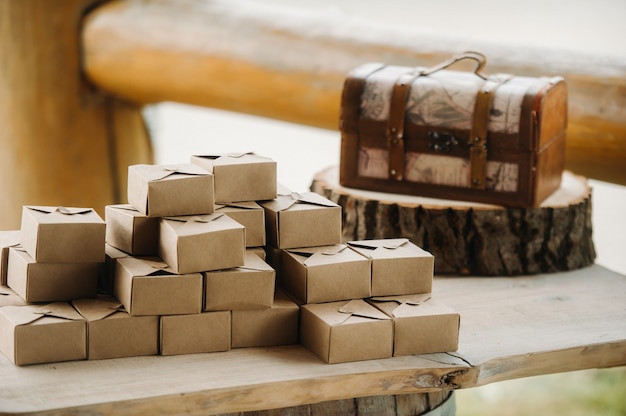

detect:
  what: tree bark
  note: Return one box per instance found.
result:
[312,167,595,276]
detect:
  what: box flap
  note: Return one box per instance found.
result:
[266,192,339,212]
[216,152,270,165]
[215,201,260,210]
[72,298,124,321]
[1,303,83,326]
[335,299,389,323]
[25,205,94,216]
[162,213,225,233]
[109,204,141,213]
[348,238,409,251]
[370,294,438,317]
[119,256,175,277]
[137,163,210,182]
[235,252,275,272]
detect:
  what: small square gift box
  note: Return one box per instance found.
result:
[367,294,460,356]
[20,205,105,263]
[280,244,370,304]
[0,230,20,285]
[72,296,159,360]
[127,163,214,217]
[113,256,203,316]
[159,213,245,274]
[190,152,277,203]
[215,201,266,248]
[0,302,86,365]
[105,204,159,256]
[347,238,433,296]
[260,190,341,249]
[300,299,393,364]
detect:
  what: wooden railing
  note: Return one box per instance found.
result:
[82,0,626,184]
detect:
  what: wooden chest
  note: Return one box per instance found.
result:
[339,52,567,208]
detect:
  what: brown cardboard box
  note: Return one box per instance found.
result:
[247,247,266,261]
[105,204,159,256]
[347,239,434,296]
[367,294,460,356]
[231,289,299,348]
[99,244,131,295]
[127,163,214,218]
[72,296,159,360]
[204,252,275,311]
[281,245,370,304]
[0,286,28,308]
[20,206,105,263]
[7,247,98,303]
[114,256,203,316]
[160,311,230,356]
[216,201,266,247]
[159,213,245,274]
[0,230,20,286]
[260,191,342,249]
[300,300,393,364]
[190,153,277,203]
[0,303,86,365]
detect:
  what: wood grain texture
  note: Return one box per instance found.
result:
[81,0,626,185]
[0,265,623,415]
[311,167,595,276]
[0,0,152,230]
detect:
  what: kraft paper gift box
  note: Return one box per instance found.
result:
[280,244,370,304]
[215,201,266,247]
[260,191,342,249]
[159,213,245,274]
[127,163,214,218]
[367,294,460,356]
[0,302,86,366]
[105,204,159,256]
[190,153,277,203]
[247,247,266,261]
[7,247,98,303]
[204,252,275,311]
[99,244,130,295]
[114,256,203,316]
[300,299,393,364]
[347,238,434,296]
[20,206,105,263]
[231,289,299,348]
[160,310,231,356]
[0,286,28,308]
[72,296,159,360]
[0,230,20,285]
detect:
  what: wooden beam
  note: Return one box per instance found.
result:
[82,0,626,185]
[0,0,153,230]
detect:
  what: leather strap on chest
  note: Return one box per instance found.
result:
[386,71,420,181]
[468,76,510,189]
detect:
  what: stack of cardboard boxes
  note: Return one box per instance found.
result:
[0,152,459,366]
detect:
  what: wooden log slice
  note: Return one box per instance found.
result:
[311,166,595,276]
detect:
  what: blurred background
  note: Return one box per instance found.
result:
[146,0,626,414]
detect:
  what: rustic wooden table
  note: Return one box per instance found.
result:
[0,264,623,415]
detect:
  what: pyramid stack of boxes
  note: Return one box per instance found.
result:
[0,153,459,366]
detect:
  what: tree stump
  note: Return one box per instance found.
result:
[311,166,595,276]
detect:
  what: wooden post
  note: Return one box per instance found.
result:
[0,0,152,230]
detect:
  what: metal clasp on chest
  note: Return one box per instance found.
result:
[427,131,458,153]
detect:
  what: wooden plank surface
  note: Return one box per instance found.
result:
[81,0,626,185]
[0,265,624,415]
